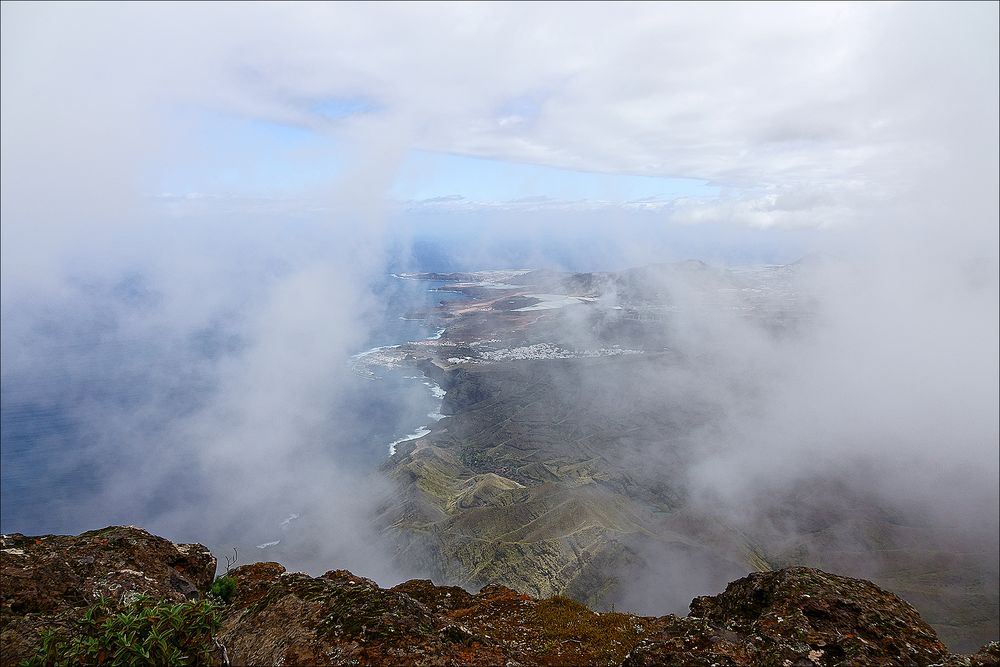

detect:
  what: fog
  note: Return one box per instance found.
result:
[2,1,996,625]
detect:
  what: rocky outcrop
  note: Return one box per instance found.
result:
[218,562,668,666]
[1,527,996,666]
[622,567,959,666]
[218,563,505,665]
[222,562,997,667]
[0,526,216,665]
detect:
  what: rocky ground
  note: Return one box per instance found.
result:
[0,526,216,665]
[2,526,997,666]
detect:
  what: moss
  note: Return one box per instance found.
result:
[530,595,653,665]
[243,575,404,641]
[244,582,291,618]
[319,588,412,641]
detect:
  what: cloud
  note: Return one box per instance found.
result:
[669,183,876,229]
[1,0,996,599]
[8,3,995,240]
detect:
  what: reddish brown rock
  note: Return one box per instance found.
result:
[0,525,216,665]
[219,562,507,666]
[967,641,1000,667]
[2,527,995,667]
[218,562,667,666]
[623,567,953,666]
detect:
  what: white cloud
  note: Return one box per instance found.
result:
[1,1,997,585]
[5,2,997,240]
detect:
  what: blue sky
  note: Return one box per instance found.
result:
[149,110,813,266]
[392,150,718,204]
[157,112,345,196]
[157,110,718,206]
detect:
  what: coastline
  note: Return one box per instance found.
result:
[387,372,449,456]
[362,276,465,456]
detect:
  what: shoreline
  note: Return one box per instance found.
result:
[376,274,464,456]
[385,349,450,456]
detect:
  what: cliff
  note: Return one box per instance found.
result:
[2,526,997,666]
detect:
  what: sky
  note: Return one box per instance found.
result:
[10,1,996,251]
[1,0,998,594]
[157,111,720,206]
[127,0,906,229]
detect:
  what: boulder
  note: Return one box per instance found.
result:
[623,567,953,666]
[0,525,216,665]
[218,563,503,666]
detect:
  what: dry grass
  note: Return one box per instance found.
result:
[529,595,655,665]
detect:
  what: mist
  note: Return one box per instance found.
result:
[2,2,996,637]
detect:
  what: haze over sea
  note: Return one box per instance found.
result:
[0,243,469,540]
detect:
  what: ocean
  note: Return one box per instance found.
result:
[0,268,468,537]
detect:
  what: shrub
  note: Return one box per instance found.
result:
[209,576,237,603]
[23,595,220,667]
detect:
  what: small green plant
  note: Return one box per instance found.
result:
[207,546,239,604]
[22,595,220,667]
[209,576,237,603]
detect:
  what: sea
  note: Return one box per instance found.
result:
[0,265,469,538]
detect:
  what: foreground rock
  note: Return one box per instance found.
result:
[623,567,962,666]
[2,527,996,666]
[0,526,216,665]
[219,562,667,665]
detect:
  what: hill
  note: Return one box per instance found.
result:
[375,265,998,652]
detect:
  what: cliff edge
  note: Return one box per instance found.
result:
[2,526,997,666]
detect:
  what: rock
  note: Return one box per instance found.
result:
[1,527,994,667]
[623,567,952,666]
[967,641,1000,667]
[0,525,216,665]
[391,579,477,612]
[218,563,506,666]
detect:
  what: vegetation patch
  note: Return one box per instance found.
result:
[23,595,220,666]
[530,595,653,665]
[209,576,236,603]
